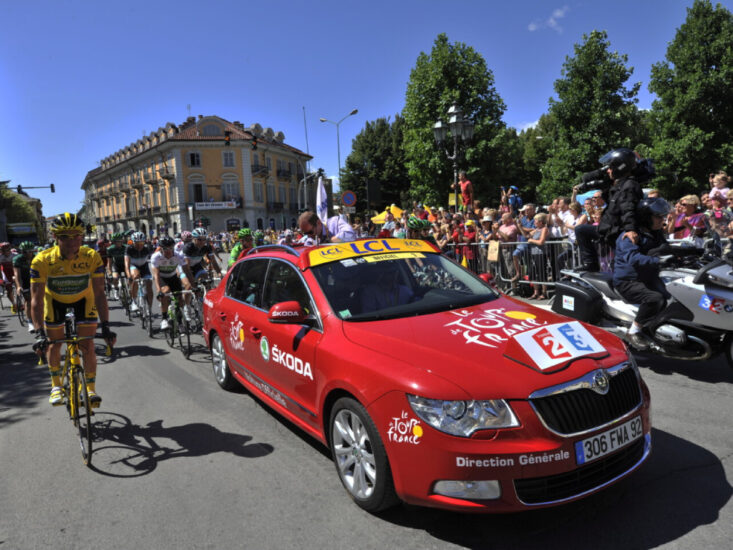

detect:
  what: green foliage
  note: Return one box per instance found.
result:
[1,189,37,223]
[518,113,558,204]
[402,33,506,207]
[539,30,643,201]
[648,0,733,198]
[340,115,408,215]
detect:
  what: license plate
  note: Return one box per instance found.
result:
[575,416,643,465]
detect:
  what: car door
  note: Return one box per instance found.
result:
[250,259,323,422]
[219,258,269,382]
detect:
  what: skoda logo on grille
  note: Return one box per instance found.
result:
[591,370,610,395]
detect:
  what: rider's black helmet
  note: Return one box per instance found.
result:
[599,148,639,179]
[159,236,175,248]
[636,197,670,228]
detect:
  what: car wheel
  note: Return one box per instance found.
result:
[725,333,733,370]
[211,334,239,391]
[329,397,398,512]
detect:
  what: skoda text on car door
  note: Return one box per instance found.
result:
[202,239,651,513]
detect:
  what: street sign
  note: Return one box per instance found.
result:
[343,206,356,213]
[341,190,356,207]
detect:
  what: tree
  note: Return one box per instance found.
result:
[518,113,558,204]
[402,33,506,208]
[340,115,408,215]
[648,0,733,198]
[539,30,643,201]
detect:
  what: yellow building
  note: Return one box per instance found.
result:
[82,115,312,236]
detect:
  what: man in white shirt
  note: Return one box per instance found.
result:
[298,211,356,245]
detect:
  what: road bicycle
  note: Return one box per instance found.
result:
[160,289,196,358]
[115,275,132,320]
[15,290,27,327]
[134,279,154,337]
[39,310,113,466]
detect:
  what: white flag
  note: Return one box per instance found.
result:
[316,176,328,224]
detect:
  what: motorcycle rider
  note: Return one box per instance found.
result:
[612,197,671,350]
[574,148,645,271]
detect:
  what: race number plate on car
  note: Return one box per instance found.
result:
[574,416,643,465]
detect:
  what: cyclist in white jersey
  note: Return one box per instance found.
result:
[150,236,194,330]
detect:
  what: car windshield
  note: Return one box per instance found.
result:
[310,252,498,321]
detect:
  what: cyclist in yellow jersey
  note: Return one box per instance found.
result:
[31,213,116,406]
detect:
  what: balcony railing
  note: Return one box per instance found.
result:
[144,173,160,185]
[160,169,175,181]
[277,169,292,179]
[267,201,284,212]
[252,165,269,177]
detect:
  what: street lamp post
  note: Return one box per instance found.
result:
[433,104,474,212]
[320,108,358,189]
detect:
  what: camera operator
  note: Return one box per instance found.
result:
[573,148,649,271]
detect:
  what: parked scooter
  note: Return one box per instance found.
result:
[552,240,733,368]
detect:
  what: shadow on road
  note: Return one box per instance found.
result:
[88,412,274,478]
[0,316,50,426]
[634,350,733,384]
[377,428,731,549]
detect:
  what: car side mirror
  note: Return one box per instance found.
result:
[268,301,307,324]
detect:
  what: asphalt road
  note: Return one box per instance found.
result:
[1,286,731,550]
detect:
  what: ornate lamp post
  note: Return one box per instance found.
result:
[433,103,474,212]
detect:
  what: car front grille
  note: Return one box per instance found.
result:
[514,437,646,505]
[530,366,641,436]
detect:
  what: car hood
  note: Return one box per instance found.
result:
[340,296,627,399]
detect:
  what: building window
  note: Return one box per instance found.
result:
[222,179,238,201]
[279,185,285,203]
[252,153,260,169]
[222,151,235,167]
[266,156,271,170]
[254,182,263,202]
[289,187,296,206]
[257,218,264,230]
[266,184,275,205]
[202,124,223,136]
[188,152,201,167]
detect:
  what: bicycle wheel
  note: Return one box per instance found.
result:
[166,311,177,348]
[139,297,148,330]
[146,302,154,338]
[120,282,132,319]
[74,367,93,466]
[179,316,191,358]
[0,285,5,310]
[16,294,26,326]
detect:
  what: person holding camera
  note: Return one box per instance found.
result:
[573,148,646,272]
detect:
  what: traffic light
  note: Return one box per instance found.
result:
[251,137,258,150]
[16,185,22,193]
[224,131,231,146]
[50,183,55,193]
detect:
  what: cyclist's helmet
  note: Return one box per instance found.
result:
[180,230,193,241]
[50,212,85,234]
[192,228,207,239]
[599,148,639,179]
[407,216,422,230]
[159,236,175,248]
[254,230,265,245]
[18,241,35,252]
[0,241,10,249]
[111,232,124,241]
[237,228,252,239]
[636,197,670,228]
[131,231,146,243]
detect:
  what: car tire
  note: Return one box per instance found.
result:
[210,334,239,391]
[329,397,398,513]
[725,333,733,370]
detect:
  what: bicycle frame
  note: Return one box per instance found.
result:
[162,290,195,358]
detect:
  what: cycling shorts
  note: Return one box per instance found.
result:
[44,295,98,328]
[160,275,183,294]
[130,263,152,279]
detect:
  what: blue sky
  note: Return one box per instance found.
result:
[1,0,727,215]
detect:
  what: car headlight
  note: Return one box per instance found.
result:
[407,394,519,437]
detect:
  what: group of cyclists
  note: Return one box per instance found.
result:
[3,214,228,408]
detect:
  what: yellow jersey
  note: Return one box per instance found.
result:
[30,245,105,304]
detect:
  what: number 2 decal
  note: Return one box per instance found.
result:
[532,328,571,359]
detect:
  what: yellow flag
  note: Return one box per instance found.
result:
[461,254,468,268]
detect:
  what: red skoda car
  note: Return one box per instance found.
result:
[202,238,651,513]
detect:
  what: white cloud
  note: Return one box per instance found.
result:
[528,5,569,34]
[518,120,539,132]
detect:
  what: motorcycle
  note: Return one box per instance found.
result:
[551,238,733,368]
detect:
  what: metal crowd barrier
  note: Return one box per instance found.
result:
[445,236,730,297]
